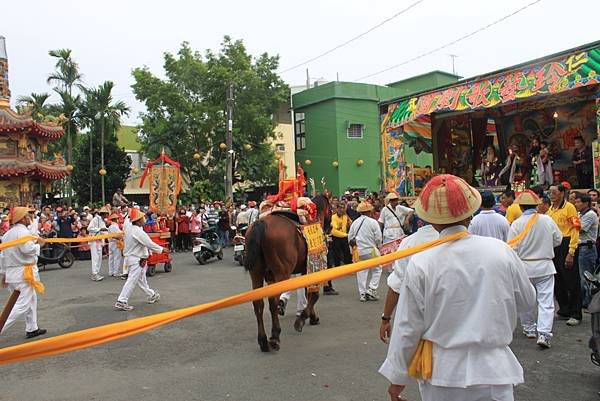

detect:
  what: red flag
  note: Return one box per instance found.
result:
[296,163,307,195]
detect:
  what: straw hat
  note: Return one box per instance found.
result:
[385,192,400,201]
[356,202,374,213]
[516,190,541,206]
[129,208,145,223]
[98,206,111,214]
[414,174,481,224]
[10,206,34,224]
[108,213,120,221]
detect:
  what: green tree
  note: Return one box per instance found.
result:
[15,92,51,121]
[132,36,287,199]
[73,81,131,204]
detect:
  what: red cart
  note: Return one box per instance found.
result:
[146,232,173,276]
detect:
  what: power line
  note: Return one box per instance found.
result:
[279,0,425,74]
[355,0,543,81]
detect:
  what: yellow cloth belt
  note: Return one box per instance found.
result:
[23,264,45,295]
[408,214,539,381]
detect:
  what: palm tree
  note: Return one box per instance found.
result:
[79,81,130,203]
[48,48,83,203]
[16,92,51,121]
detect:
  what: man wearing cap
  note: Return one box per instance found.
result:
[236,204,250,228]
[107,213,124,277]
[247,201,259,225]
[115,208,167,311]
[112,188,129,208]
[0,207,47,338]
[469,191,510,241]
[509,190,562,348]
[348,202,382,302]
[379,193,412,244]
[88,206,110,281]
[380,174,535,401]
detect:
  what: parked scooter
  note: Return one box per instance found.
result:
[583,270,600,368]
[37,231,75,270]
[192,227,223,265]
[231,224,247,266]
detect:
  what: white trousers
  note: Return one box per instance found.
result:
[108,243,123,276]
[418,382,514,401]
[90,241,103,275]
[1,283,38,333]
[117,257,155,303]
[280,274,307,316]
[520,274,554,336]
[356,254,382,295]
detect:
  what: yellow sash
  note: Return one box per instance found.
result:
[23,264,45,295]
[408,215,539,381]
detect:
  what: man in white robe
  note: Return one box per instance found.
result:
[380,174,536,401]
[115,208,167,311]
[0,207,47,338]
[107,213,124,277]
[379,193,412,243]
[509,190,562,348]
[88,206,110,281]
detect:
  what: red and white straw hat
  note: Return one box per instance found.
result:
[515,190,541,206]
[414,174,481,224]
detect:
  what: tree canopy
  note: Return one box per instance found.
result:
[132,36,289,199]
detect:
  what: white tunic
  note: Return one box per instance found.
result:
[387,225,439,293]
[378,204,412,242]
[123,224,163,259]
[0,224,40,284]
[88,214,107,242]
[107,223,122,245]
[468,210,510,241]
[379,225,536,387]
[508,210,562,278]
[348,215,382,256]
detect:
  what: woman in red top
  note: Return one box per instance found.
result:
[176,209,191,251]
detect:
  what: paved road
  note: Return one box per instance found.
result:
[0,249,598,401]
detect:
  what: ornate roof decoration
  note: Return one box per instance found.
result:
[0,107,64,139]
[0,159,69,180]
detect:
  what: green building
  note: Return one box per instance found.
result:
[292,71,459,196]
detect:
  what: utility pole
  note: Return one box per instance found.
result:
[226,83,234,202]
[100,114,106,205]
[449,54,458,75]
[306,68,310,89]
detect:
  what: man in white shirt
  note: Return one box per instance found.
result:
[107,213,124,277]
[88,206,110,281]
[509,190,562,348]
[247,201,259,225]
[469,191,510,241]
[380,222,438,343]
[380,174,536,401]
[236,204,250,227]
[348,202,382,302]
[115,208,168,311]
[0,207,47,338]
[379,193,412,243]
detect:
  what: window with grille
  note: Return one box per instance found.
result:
[275,143,285,152]
[295,113,306,150]
[347,123,364,139]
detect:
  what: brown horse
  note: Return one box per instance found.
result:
[244,195,331,352]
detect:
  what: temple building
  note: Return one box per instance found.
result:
[0,36,69,207]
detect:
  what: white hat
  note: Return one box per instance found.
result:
[240,204,247,210]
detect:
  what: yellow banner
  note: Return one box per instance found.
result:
[301,223,327,253]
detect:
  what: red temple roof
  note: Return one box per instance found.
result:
[0,107,64,140]
[0,159,69,180]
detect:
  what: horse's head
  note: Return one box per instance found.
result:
[311,194,332,231]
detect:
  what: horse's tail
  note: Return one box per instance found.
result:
[244,220,266,271]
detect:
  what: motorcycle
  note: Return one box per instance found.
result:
[37,231,75,270]
[192,227,223,265]
[231,224,247,266]
[583,270,600,367]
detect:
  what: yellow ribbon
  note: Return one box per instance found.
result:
[22,264,45,295]
[0,230,468,366]
[408,214,540,381]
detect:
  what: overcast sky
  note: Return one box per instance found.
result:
[2,0,598,125]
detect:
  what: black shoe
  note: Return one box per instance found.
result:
[323,287,339,295]
[26,328,47,339]
[278,299,287,316]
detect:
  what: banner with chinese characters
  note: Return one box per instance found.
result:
[301,223,328,293]
[139,151,182,215]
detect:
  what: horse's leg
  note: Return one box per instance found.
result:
[267,296,281,351]
[251,273,270,352]
[307,291,320,325]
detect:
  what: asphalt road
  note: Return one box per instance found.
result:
[0,249,599,401]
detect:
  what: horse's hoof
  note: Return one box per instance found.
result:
[269,338,280,351]
[258,336,270,352]
[294,317,305,332]
[309,316,320,326]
